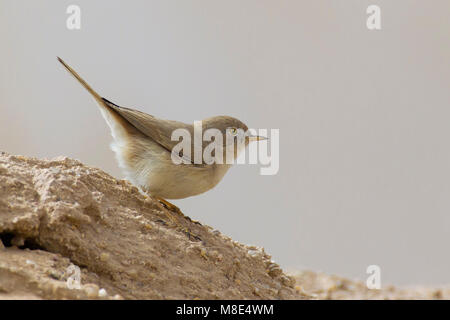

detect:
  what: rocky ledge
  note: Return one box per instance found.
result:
[0,152,303,299]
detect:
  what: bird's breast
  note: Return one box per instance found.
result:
[116,134,231,199]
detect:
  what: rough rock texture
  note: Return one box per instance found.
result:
[0,152,302,300]
[1,152,448,300]
[293,271,450,300]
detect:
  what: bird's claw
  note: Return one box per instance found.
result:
[154,197,201,241]
[156,198,183,215]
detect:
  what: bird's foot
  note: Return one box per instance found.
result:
[154,197,202,241]
[155,197,201,224]
[156,198,183,216]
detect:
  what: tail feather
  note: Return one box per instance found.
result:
[57,57,138,137]
[57,57,105,106]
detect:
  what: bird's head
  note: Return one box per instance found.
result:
[202,116,266,163]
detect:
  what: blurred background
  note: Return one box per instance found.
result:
[1,0,449,285]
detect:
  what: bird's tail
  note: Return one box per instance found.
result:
[57,57,138,140]
[57,57,105,106]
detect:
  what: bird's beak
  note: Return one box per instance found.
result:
[248,135,268,142]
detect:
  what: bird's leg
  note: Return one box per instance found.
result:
[152,197,181,224]
[156,198,202,225]
[156,198,183,216]
[154,197,202,241]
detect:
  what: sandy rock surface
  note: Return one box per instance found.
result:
[0,152,448,300]
[292,271,450,300]
[0,152,302,300]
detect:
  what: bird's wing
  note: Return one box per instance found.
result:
[102,98,202,164]
[102,99,210,166]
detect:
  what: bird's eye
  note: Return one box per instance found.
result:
[230,127,238,135]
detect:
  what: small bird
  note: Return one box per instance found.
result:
[57,57,265,215]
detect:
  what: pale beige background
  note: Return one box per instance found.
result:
[1,0,449,285]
